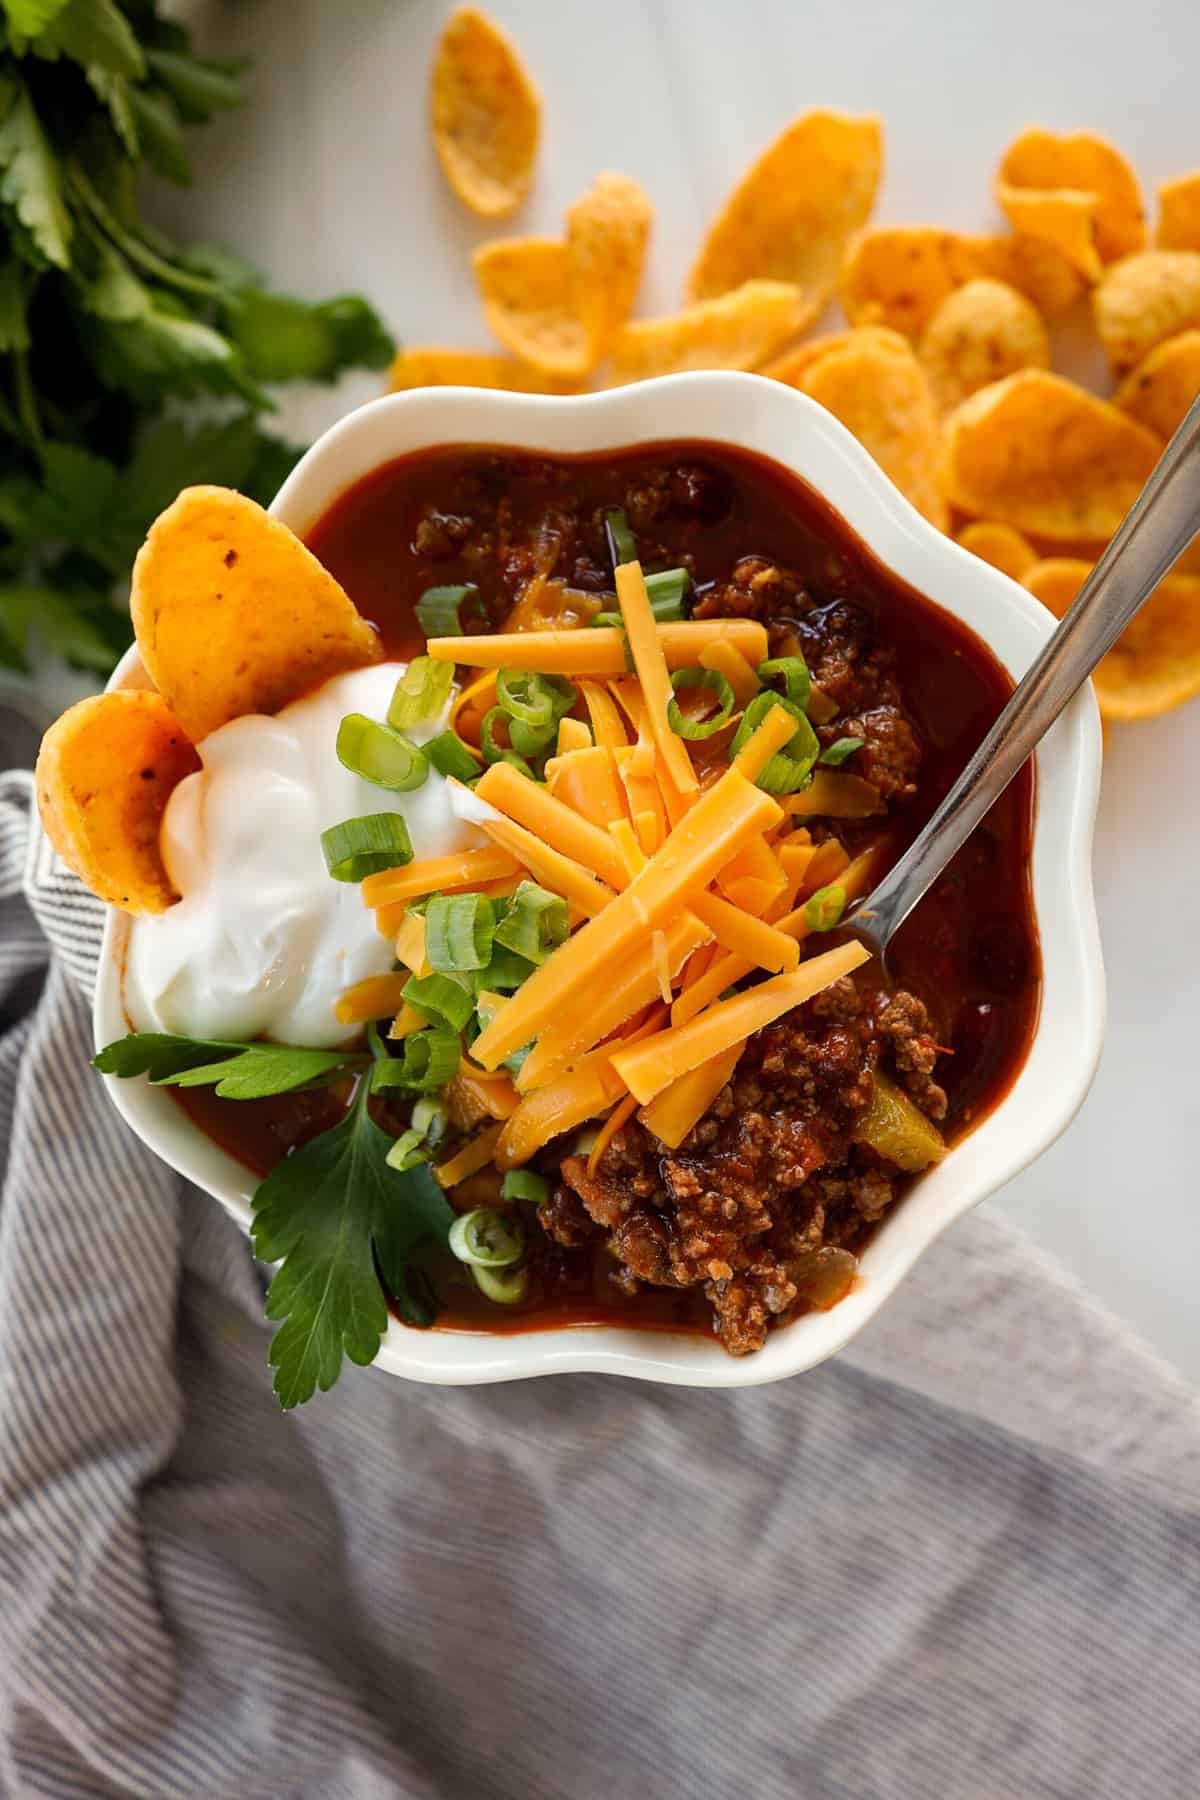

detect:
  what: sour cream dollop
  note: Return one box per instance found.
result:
[126,663,481,1047]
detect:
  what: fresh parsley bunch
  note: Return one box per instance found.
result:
[0,0,394,679]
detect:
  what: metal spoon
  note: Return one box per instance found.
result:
[845,393,1200,969]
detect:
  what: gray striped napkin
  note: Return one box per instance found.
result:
[1,761,1198,1800]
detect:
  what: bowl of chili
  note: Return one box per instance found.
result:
[94,372,1104,1389]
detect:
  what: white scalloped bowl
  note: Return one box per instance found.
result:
[94,372,1105,1387]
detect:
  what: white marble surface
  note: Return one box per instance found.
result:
[171,0,1200,1378]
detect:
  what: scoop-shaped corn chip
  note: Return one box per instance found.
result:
[764,326,908,386]
[839,227,965,338]
[610,281,807,384]
[389,345,577,393]
[994,182,1102,283]
[1113,330,1200,441]
[1093,251,1200,375]
[431,6,540,218]
[918,278,1050,412]
[567,172,653,365]
[36,690,200,913]
[1158,173,1200,252]
[964,233,1087,318]
[997,128,1145,263]
[956,521,1040,582]
[940,371,1160,541]
[1023,557,1200,720]
[798,333,946,529]
[689,111,882,313]
[131,486,381,744]
[473,237,588,376]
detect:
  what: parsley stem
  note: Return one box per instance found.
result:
[69,164,225,300]
[13,352,42,451]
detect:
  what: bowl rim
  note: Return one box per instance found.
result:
[94,371,1106,1388]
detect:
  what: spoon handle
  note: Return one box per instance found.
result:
[848,393,1200,958]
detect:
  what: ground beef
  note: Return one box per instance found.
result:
[556,977,948,1356]
[414,509,473,558]
[828,706,923,800]
[692,555,812,624]
[876,991,948,1119]
[800,601,903,715]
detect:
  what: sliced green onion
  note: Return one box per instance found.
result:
[592,566,691,628]
[731,692,820,794]
[425,730,481,781]
[415,583,481,638]
[336,714,429,792]
[425,892,495,973]
[507,715,557,758]
[373,1026,461,1093]
[605,507,637,568]
[475,945,537,992]
[402,971,476,1032]
[411,1096,448,1143]
[474,989,504,1030]
[471,1263,529,1304]
[448,1207,525,1268]
[818,736,865,766]
[479,707,536,775]
[493,881,569,964]
[386,1128,430,1171]
[759,654,812,714]
[644,566,691,617]
[387,656,454,730]
[667,667,735,741]
[385,1096,449,1171]
[804,882,847,932]
[320,813,413,882]
[496,668,576,727]
[502,1169,549,1205]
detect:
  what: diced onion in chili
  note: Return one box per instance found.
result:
[320,813,413,882]
[667,666,735,741]
[336,714,428,791]
[415,583,481,638]
[425,892,496,973]
[448,1207,525,1269]
[493,880,569,964]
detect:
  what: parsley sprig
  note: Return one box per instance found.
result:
[0,0,394,677]
[96,1028,456,1407]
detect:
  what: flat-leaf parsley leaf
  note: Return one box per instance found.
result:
[96,1029,457,1406]
[93,1029,367,1095]
[251,1066,454,1408]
